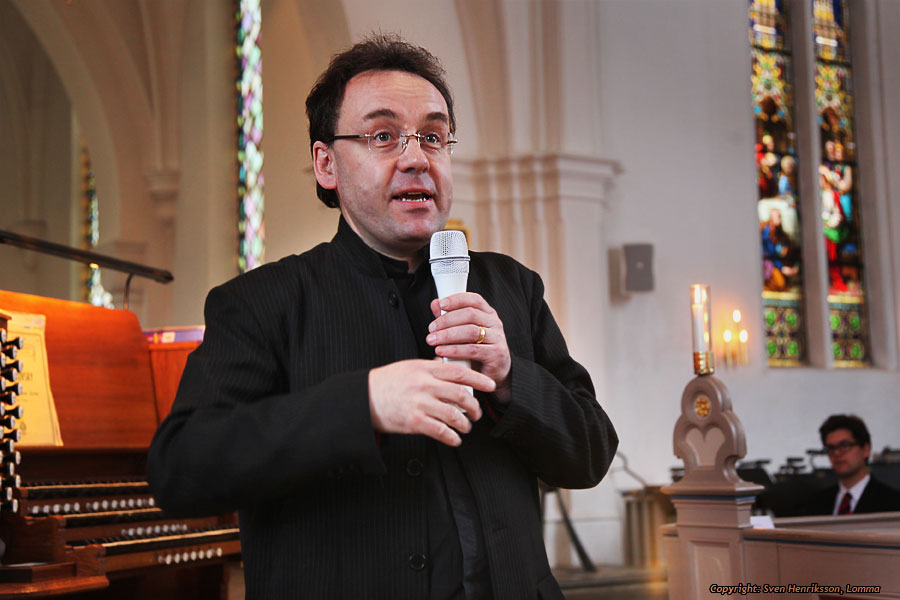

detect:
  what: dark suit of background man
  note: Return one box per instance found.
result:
[807,414,900,516]
[147,34,618,600]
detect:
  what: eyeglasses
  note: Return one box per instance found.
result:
[332,126,457,156]
[824,440,859,455]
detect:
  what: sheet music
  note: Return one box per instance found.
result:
[3,310,63,446]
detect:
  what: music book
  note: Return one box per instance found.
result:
[3,309,64,446]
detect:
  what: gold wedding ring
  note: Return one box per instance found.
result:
[476,325,486,344]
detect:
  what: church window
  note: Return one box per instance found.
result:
[750,0,806,366]
[236,0,265,272]
[80,142,113,309]
[812,0,869,366]
[749,0,869,368]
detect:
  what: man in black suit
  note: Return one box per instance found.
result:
[807,414,900,516]
[148,34,617,599]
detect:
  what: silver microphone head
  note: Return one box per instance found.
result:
[429,230,470,274]
[430,230,469,261]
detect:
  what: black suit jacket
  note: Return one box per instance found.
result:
[807,474,900,516]
[147,220,618,600]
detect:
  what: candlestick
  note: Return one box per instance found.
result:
[690,284,714,375]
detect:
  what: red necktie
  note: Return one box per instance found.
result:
[837,492,852,515]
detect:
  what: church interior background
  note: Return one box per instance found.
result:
[1,0,898,580]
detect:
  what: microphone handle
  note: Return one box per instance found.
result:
[438,309,474,396]
[432,268,474,399]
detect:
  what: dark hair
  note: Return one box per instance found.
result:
[305,34,456,208]
[819,414,871,448]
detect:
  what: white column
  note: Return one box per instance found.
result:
[455,152,622,565]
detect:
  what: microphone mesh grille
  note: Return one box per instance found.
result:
[430,230,469,260]
[431,259,469,275]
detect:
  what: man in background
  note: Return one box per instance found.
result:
[807,414,900,515]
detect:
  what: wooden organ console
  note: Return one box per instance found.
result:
[0,290,240,599]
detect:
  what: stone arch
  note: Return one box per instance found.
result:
[8,0,189,323]
[11,0,132,243]
[0,30,29,222]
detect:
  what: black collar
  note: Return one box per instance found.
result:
[331,215,430,278]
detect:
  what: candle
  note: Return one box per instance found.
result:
[690,285,710,353]
[739,329,749,365]
[723,329,733,367]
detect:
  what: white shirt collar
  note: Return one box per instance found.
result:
[835,473,870,514]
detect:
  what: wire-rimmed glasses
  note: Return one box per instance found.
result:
[333,126,457,156]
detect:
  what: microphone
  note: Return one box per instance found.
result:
[430,230,472,396]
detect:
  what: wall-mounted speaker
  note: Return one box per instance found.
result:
[621,243,654,294]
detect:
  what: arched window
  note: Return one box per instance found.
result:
[751,0,806,366]
[749,0,869,368]
[812,0,869,366]
[236,0,265,273]
[80,141,113,309]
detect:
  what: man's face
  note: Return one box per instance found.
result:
[825,428,870,482]
[313,69,453,262]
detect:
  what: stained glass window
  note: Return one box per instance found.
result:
[236,0,264,272]
[80,143,113,308]
[750,0,806,366]
[813,0,868,367]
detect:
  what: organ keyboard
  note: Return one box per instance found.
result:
[0,290,239,599]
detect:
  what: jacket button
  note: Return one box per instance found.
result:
[406,458,424,477]
[388,291,399,308]
[408,553,427,570]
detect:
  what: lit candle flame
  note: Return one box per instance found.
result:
[692,285,704,305]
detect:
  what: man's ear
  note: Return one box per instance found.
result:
[312,141,337,190]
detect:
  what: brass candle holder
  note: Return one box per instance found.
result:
[693,351,714,376]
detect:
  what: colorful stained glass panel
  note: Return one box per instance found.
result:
[79,143,113,308]
[764,300,804,366]
[749,0,790,52]
[236,0,264,273]
[813,0,849,63]
[829,300,867,366]
[813,0,868,367]
[750,0,806,366]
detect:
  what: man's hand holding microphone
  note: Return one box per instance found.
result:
[368,231,511,446]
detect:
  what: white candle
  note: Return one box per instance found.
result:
[723,329,733,367]
[690,285,709,353]
[739,329,749,365]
